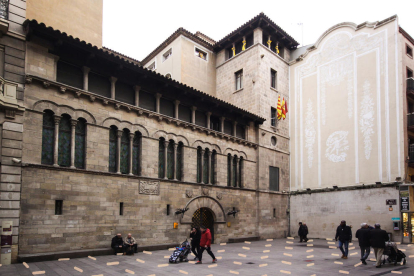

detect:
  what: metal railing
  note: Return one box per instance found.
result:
[0,0,8,20]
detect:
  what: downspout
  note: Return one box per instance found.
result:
[287,192,291,237]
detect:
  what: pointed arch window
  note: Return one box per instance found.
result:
[41,110,55,165]
[176,142,183,181]
[120,129,130,174]
[167,140,174,179]
[109,126,118,173]
[75,118,86,169]
[58,114,71,167]
[158,138,165,178]
[132,132,141,175]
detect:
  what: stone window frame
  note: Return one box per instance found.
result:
[235,69,243,91]
[270,68,277,89]
[158,137,184,181]
[227,153,243,188]
[195,47,208,61]
[162,48,173,62]
[196,146,217,185]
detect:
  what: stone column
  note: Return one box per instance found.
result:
[173,143,178,181]
[116,130,122,174]
[234,157,239,187]
[70,119,77,169]
[206,112,212,129]
[191,106,197,124]
[233,121,237,137]
[244,125,249,141]
[220,117,225,133]
[174,100,180,119]
[156,93,162,113]
[200,148,205,184]
[134,85,140,107]
[129,132,134,175]
[207,150,212,184]
[163,140,168,179]
[53,116,61,166]
[110,77,117,99]
[83,66,90,91]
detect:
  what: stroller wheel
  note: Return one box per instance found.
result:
[403,259,406,265]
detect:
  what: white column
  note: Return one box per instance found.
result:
[233,121,237,137]
[110,77,117,99]
[116,130,122,174]
[134,85,140,106]
[163,140,168,179]
[206,112,211,129]
[207,150,212,184]
[156,93,162,113]
[220,117,225,133]
[191,106,197,124]
[173,143,178,181]
[70,119,77,169]
[244,125,249,141]
[174,100,180,119]
[53,116,61,167]
[83,66,90,91]
[129,132,134,175]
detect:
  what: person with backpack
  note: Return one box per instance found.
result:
[195,225,217,264]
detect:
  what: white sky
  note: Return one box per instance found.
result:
[103,0,414,61]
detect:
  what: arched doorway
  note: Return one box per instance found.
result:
[192,208,215,243]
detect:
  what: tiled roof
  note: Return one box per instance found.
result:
[195,31,216,45]
[102,47,141,65]
[23,19,265,123]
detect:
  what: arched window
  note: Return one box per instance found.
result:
[239,157,243,188]
[227,154,232,187]
[197,147,202,183]
[75,118,86,169]
[158,138,165,178]
[109,126,118,173]
[41,110,55,165]
[232,155,238,187]
[167,140,174,179]
[176,142,183,181]
[203,149,209,184]
[58,114,71,167]
[120,129,130,174]
[132,132,141,175]
[211,150,216,184]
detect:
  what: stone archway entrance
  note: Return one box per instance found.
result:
[191,208,215,243]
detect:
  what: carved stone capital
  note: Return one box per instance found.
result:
[53,115,62,125]
[89,95,96,102]
[43,81,50,88]
[115,103,121,110]
[25,77,33,84]
[59,87,66,93]
[75,91,82,98]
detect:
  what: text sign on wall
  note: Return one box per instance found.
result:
[386,199,397,205]
[401,197,410,211]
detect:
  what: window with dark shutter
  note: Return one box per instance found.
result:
[75,118,86,169]
[109,126,118,173]
[41,110,55,165]
[269,166,280,191]
[197,147,202,183]
[179,105,192,122]
[140,90,156,111]
[236,124,245,139]
[56,61,83,89]
[176,142,183,180]
[211,150,216,184]
[224,120,233,135]
[120,129,130,174]
[158,138,165,178]
[115,82,135,105]
[160,98,175,117]
[132,132,141,175]
[167,140,174,179]
[58,114,71,167]
[89,72,111,98]
[271,69,277,89]
[210,116,220,131]
[203,149,209,184]
[271,108,276,127]
[227,154,232,186]
[195,110,207,127]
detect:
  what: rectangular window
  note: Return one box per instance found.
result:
[195,48,207,60]
[163,48,172,62]
[407,45,413,58]
[269,166,280,191]
[148,61,156,70]
[120,202,124,216]
[408,67,413,79]
[139,90,156,111]
[271,69,277,89]
[271,107,276,127]
[178,104,192,122]
[235,70,243,90]
[55,200,63,215]
[236,124,245,139]
[195,110,207,127]
[89,72,111,98]
[115,81,135,105]
[210,116,220,131]
[160,97,174,117]
[56,61,83,89]
[273,208,276,218]
[223,120,233,135]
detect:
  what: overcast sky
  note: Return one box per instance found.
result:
[103,0,414,61]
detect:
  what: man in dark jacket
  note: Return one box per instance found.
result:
[369,223,389,268]
[298,222,308,242]
[111,233,124,255]
[190,227,201,261]
[195,225,217,264]
[355,223,371,264]
[335,220,352,259]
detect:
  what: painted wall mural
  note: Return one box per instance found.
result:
[305,99,316,168]
[359,80,375,160]
[325,131,349,162]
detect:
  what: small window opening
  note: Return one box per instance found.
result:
[167,204,170,216]
[120,202,124,216]
[271,107,276,127]
[271,69,277,89]
[148,62,156,71]
[408,67,413,79]
[273,208,276,218]
[55,200,63,215]
[195,48,207,60]
[163,48,172,62]
[407,45,413,57]
[235,70,243,90]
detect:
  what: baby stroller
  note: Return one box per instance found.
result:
[382,242,407,266]
[169,240,191,263]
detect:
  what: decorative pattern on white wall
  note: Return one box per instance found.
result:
[359,80,375,160]
[305,99,316,168]
[325,131,349,162]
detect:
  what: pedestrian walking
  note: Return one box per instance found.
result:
[335,220,352,259]
[195,225,217,264]
[355,223,371,264]
[369,223,389,268]
[298,222,308,242]
[303,223,309,242]
[190,227,201,260]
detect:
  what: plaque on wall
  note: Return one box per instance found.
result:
[139,180,160,195]
[401,197,409,211]
[202,187,209,196]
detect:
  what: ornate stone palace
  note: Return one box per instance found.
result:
[0,0,414,264]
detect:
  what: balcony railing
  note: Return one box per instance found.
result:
[409,144,414,163]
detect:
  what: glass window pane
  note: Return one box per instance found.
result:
[232,156,237,187]
[56,61,83,89]
[158,139,165,178]
[197,148,202,183]
[75,119,86,169]
[167,141,174,179]
[41,111,55,165]
[58,115,71,167]
[211,151,216,184]
[109,127,117,172]
[227,155,231,186]
[120,130,130,174]
[132,133,141,175]
[203,150,209,183]
[269,166,280,191]
[176,143,182,180]
[239,158,243,188]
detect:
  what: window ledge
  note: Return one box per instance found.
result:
[270,87,279,93]
[233,88,244,94]
[407,53,413,59]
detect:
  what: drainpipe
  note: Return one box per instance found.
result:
[287,192,291,237]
